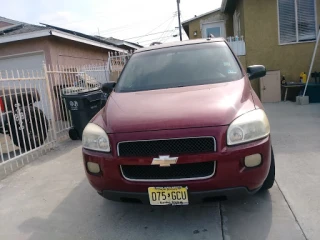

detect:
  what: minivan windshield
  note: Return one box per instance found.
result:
[115,42,243,92]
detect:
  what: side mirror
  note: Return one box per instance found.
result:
[247,65,266,80]
[101,82,116,94]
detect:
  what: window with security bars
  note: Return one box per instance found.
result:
[278,0,316,44]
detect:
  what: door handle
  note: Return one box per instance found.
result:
[263,86,266,90]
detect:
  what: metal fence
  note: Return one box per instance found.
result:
[227,36,246,56]
[45,64,105,140]
[0,61,116,176]
[106,51,132,82]
[0,68,56,173]
[0,50,133,177]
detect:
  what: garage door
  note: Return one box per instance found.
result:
[0,52,52,119]
[0,52,44,74]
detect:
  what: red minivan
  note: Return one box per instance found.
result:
[82,38,275,205]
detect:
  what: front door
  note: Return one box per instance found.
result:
[201,22,226,38]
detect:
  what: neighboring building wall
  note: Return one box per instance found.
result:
[48,37,109,66]
[225,1,245,37]
[236,0,245,37]
[243,0,320,83]
[227,0,258,96]
[238,55,247,68]
[0,36,112,68]
[188,11,228,39]
[0,37,52,64]
[225,12,234,37]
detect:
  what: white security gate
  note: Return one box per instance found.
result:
[82,65,108,85]
[0,52,127,178]
[0,52,51,118]
[106,51,132,82]
[226,36,246,56]
[0,67,56,174]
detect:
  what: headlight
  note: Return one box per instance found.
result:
[227,109,270,145]
[82,123,110,152]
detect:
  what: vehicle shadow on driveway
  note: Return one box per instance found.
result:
[221,186,305,240]
[17,179,278,240]
[17,179,222,240]
[221,191,273,240]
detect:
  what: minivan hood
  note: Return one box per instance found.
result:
[103,78,255,133]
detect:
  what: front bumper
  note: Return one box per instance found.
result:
[100,187,260,204]
[83,126,271,202]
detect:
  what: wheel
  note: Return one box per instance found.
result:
[260,147,275,191]
[69,128,80,140]
[9,106,48,151]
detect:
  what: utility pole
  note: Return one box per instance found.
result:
[176,0,182,41]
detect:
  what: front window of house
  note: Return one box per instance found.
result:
[278,0,316,44]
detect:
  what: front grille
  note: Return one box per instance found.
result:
[117,137,216,157]
[121,161,216,181]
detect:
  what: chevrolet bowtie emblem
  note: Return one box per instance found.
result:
[152,155,178,167]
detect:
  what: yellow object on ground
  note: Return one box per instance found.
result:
[300,72,307,83]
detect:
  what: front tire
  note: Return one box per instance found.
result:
[10,107,48,151]
[260,147,275,191]
[69,128,80,140]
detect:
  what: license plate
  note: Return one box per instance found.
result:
[148,186,189,205]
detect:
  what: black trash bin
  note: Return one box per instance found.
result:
[62,89,105,140]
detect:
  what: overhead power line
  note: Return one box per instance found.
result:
[158,16,176,42]
[135,15,176,42]
[138,31,187,45]
[124,30,176,40]
[91,12,176,34]
[138,32,179,44]
[138,37,170,44]
[94,25,132,34]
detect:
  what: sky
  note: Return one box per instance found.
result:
[0,0,222,46]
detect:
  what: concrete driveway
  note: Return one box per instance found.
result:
[0,102,319,240]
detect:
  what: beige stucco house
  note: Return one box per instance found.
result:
[183,0,320,101]
[182,9,231,39]
[0,17,143,121]
[0,17,142,73]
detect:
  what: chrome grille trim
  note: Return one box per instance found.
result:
[120,161,216,182]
